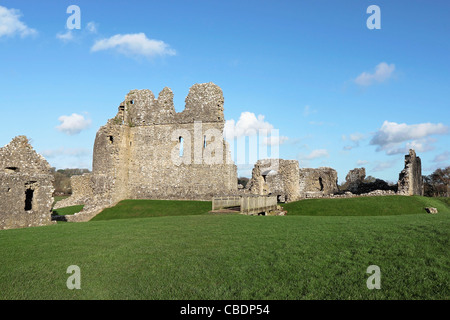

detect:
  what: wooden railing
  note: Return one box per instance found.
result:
[212,195,277,215]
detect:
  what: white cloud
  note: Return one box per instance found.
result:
[224,112,274,139]
[263,136,289,146]
[370,120,448,155]
[91,33,176,58]
[56,30,74,42]
[0,5,37,38]
[356,160,369,166]
[56,113,92,135]
[86,21,98,34]
[355,62,395,86]
[298,149,329,160]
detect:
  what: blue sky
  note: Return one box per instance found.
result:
[0,0,449,183]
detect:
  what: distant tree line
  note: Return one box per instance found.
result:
[50,168,91,196]
[423,166,449,197]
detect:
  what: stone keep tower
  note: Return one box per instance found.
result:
[0,136,54,230]
[92,82,237,202]
[398,149,424,196]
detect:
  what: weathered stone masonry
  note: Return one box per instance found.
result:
[58,83,238,221]
[398,149,423,196]
[0,136,54,230]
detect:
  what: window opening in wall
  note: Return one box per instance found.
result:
[319,177,324,191]
[204,135,207,149]
[179,136,184,157]
[25,188,34,211]
[108,136,114,144]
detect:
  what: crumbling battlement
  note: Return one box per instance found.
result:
[0,136,54,230]
[112,82,225,127]
[62,83,238,221]
[398,149,423,196]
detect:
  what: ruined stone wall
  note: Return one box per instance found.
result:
[0,136,54,230]
[398,149,423,196]
[246,159,301,202]
[62,83,238,220]
[53,173,94,210]
[299,167,339,196]
[345,168,366,193]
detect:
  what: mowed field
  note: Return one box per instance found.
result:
[0,196,448,300]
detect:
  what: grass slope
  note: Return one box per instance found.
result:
[52,205,85,216]
[0,207,449,300]
[282,195,450,216]
[91,199,212,221]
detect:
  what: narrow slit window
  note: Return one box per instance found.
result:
[203,135,207,149]
[179,136,184,157]
[108,136,114,144]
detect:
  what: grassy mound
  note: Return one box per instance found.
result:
[91,199,212,221]
[282,195,450,216]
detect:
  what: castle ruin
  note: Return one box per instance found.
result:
[245,149,423,202]
[55,82,238,221]
[0,136,55,230]
[398,149,424,196]
[245,159,339,202]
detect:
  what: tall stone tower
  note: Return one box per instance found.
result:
[398,149,424,196]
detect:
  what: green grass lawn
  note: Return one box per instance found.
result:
[91,199,212,221]
[282,195,450,216]
[0,196,448,300]
[53,196,69,205]
[52,205,85,216]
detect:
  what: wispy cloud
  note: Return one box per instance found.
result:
[356,160,369,166]
[298,149,329,160]
[263,136,289,146]
[342,132,367,150]
[56,30,74,42]
[91,33,176,58]
[372,160,398,172]
[56,113,92,135]
[355,62,395,86]
[41,147,90,159]
[86,21,98,34]
[0,5,37,38]
[303,105,317,117]
[433,151,450,163]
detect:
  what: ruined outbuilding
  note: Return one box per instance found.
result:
[247,150,424,201]
[298,167,339,197]
[246,159,300,202]
[246,159,339,201]
[56,83,238,221]
[398,149,423,196]
[0,136,54,230]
